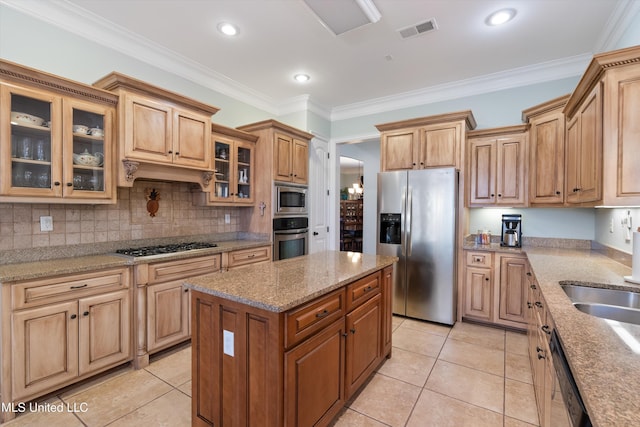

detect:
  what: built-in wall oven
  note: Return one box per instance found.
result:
[274,184,307,216]
[549,329,592,427]
[273,216,308,260]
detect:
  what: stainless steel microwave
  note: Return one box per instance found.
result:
[275,184,307,216]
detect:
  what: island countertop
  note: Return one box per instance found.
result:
[183,251,398,312]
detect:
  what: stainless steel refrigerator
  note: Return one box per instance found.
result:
[377,167,457,324]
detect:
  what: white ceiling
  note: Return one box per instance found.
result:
[3,0,638,120]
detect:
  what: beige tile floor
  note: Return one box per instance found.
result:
[2,318,538,427]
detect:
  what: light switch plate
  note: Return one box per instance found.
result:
[225,213,230,224]
[40,216,53,232]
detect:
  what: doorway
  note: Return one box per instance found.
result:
[339,156,363,252]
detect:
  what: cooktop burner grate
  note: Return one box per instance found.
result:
[115,242,217,257]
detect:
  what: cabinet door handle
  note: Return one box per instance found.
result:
[316,309,330,318]
[350,328,356,334]
[485,277,490,281]
[313,231,319,236]
[247,254,255,258]
[54,181,61,186]
[364,285,373,292]
[537,353,546,360]
[498,194,502,197]
[168,150,173,154]
[67,182,73,187]
[535,301,543,308]
[70,284,88,290]
[556,191,561,195]
[184,288,189,293]
[530,284,537,289]
[536,346,543,353]
[70,314,77,319]
[490,193,495,197]
[527,302,532,309]
[83,311,89,316]
[175,152,180,155]
[526,272,532,276]
[541,325,551,334]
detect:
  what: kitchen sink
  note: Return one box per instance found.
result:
[561,284,640,325]
[573,303,640,325]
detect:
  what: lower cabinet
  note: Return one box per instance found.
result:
[191,267,393,427]
[2,267,132,417]
[463,250,529,329]
[137,254,221,366]
[285,318,345,427]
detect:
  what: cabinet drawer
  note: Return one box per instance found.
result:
[227,246,271,269]
[346,272,380,311]
[12,267,130,310]
[466,251,492,267]
[148,254,221,284]
[285,288,345,349]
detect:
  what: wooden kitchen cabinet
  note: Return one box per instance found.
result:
[2,267,131,411]
[462,251,493,322]
[376,110,476,171]
[0,60,117,204]
[274,133,309,184]
[463,250,529,329]
[522,95,569,206]
[93,72,219,190]
[467,125,528,207]
[563,45,640,206]
[224,245,272,270]
[191,267,391,427]
[138,254,221,364]
[565,84,602,205]
[497,255,529,327]
[236,120,313,236]
[207,124,258,205]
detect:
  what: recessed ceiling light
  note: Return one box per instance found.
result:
[218,22,238,36]
[485,8,517,26]
[294,74,310,83]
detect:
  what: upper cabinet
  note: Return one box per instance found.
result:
[522,95,570,207]
[196,124,258,206]
[563,45,640,206]
[0,60,117,204]
[274,133,308,184]
[467,125,528,207]
[93,72,219,190]
[376,111,476,171]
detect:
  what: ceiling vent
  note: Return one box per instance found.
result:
[397,18,438,39]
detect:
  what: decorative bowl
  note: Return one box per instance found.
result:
[73,124,89,134]
[73,149,103,166]
[89,127,104,137]
[11,111,45,127]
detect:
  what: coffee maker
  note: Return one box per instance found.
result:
[501,214,522,247]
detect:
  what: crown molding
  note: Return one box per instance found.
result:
[0,0,280,114]
[2,0,635,123]
[330,53,591,121]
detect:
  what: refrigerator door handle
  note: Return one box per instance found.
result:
[407,187,413,257]
[400,187,406,256]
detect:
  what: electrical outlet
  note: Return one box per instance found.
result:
[40,216,53,232]
[225,213,230,224]
[610,218,614,233]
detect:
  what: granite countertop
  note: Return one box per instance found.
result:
[184,251,398,312]
[525,247,640,427]
[0,240,270,283]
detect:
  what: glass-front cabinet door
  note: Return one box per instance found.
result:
[212,136,254,204]
[1,83,113,201]
[1,84,62,197]
[235,140,254,203]
[213,138,232,202]
[63,99,113,200]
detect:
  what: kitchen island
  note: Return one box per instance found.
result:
[183,251,397,427]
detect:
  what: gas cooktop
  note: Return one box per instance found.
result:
[115,242,217,258]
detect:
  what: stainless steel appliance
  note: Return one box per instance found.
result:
[501,214,522,247]
[377,167,458,324]
[273,216,309,260]
[274,184,307,216]
[550,329,592,427]
[115,242,217,259]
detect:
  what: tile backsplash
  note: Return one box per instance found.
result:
[0,180,242,252]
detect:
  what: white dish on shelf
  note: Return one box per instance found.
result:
[73,124,89,134]
[11,111,45,127]
[73,149,103,166]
